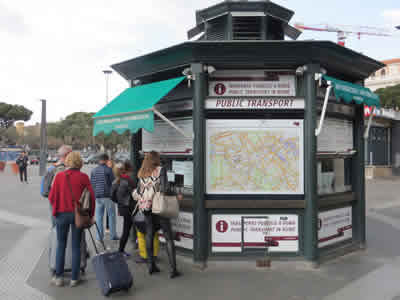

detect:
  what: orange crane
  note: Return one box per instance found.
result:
[294,23,393,46]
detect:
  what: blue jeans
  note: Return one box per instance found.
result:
[55,212,82,280]
[95,198,117,241]
[49,202,55,228]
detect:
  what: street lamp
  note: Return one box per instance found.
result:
[102,70,112,104]
[39,99,47,176]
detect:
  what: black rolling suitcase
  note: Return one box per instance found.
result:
[87,223,133,297]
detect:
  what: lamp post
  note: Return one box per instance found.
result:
[39,99,47,176]
[102,70,112,104]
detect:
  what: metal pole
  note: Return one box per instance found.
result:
[192,63,208,267]
[352,105,366,247]
[39,99,47,176]
[303,64,319,266]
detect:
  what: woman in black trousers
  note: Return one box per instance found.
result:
[136,151,181,279]
[111,161,136,257]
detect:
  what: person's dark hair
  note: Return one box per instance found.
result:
[98,153,109,162]
[123,160,133,172]
[113,160,133,183]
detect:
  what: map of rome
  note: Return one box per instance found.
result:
[207,120,303,194]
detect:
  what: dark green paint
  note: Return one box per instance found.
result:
[352,105,366,246]
[303,64,319,263]
[192,63,208,263]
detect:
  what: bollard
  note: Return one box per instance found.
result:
[11,162,19,175]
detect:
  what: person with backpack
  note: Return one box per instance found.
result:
[49,151,95,287]
[135,151,181,278]
[16,151,28,183]
[90,153,118,243]
[41,145,72,227]
[111,161,136,257]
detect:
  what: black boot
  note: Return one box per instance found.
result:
[166,240,181,279]
[148,256,160,275]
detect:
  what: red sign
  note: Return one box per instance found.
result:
[364,105,376,117]
[216,220,229,233]
[214,83,226,95]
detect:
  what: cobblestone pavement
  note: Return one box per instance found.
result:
[1,165,400,299]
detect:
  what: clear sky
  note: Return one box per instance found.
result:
[0,0,399,125]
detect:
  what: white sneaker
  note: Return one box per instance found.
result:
[70,279,81,287]
[51,277,64,287]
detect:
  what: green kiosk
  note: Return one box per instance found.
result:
[93,0,383,267]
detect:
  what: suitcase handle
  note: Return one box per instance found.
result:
[87,222,107,254]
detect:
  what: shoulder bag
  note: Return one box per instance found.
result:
[66,173,92,229]
[151,172,179,219]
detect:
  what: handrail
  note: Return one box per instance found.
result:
[315,84,332,136]
[153,108,193,140]
[363,106,375,139]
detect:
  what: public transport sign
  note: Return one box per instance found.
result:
[205,97,304,110]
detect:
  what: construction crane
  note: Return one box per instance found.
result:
[294,23,393,46]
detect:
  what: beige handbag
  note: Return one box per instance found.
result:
[152,192,179,219]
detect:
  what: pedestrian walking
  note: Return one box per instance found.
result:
[90,153,118,243]
[105,159,114,234]
[16,151,28,183]
[111,161,136,258]
[41,145,72,227]
[48,151,95,287]
[135,151,181,278]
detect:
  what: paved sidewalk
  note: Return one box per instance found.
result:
[1,165,400,299]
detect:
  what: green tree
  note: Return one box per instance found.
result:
[0,102,33,128]
[48,122,67,143]
[0,126,18,145]
[375,84,400,109]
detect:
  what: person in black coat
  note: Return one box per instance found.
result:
[111,161,136,257]
[16,151,28,183]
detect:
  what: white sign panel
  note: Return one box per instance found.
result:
[172,161,193,187]
[206,119,304,194]
[317,117,354,152]
[142,118,193,154]
[160,212,193,250]
[212,214,299,253]
[209,70,296,97]
[318,207,352,248]
[205,98,304,110]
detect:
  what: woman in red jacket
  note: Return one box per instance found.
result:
[49,151,95,287]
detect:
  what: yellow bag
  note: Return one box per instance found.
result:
[137,230,159,259]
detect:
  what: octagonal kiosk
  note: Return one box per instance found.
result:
[92,0,383,267]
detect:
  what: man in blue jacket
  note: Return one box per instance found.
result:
[91,153,118,242]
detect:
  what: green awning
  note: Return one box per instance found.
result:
[93,76,185,136]
[323,75,380,108]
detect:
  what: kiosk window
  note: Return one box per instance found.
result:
[318,158,352,195]
[160,158,193,196]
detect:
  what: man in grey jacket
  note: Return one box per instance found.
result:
[90,153,118,242]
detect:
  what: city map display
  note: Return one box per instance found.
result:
[206,120,304,194]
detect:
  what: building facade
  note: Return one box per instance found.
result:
[364,59,400,178]
[365,58,400,91]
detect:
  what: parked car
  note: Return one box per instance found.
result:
[84,153,98,164]
[114,152,130,163]
[30,156,39,165]
[47,155,57,163]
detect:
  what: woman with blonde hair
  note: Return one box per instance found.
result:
[49,151,95,287]
[136,151,181,278]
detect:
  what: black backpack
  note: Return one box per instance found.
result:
[110,181,119,203]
